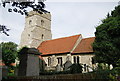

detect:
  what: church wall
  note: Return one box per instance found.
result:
[42,53,94,72]
[71,54,95,72]
[72,54,94,66]
[42,54,71,69]
[80,54,94,66]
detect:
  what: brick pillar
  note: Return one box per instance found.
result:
[18,47,40,76]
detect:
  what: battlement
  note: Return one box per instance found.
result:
[26,11,51,20]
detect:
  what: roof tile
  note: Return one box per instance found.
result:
[37,34,81,55]
[72,37,95,54]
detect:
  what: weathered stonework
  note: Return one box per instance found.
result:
[42,54,95,72]
[19,11,52,48]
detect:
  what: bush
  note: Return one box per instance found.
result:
[69,63,83,74]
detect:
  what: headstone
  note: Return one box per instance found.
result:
[64,61,72,71]
[18,47,40,76]
[56,64,62,71]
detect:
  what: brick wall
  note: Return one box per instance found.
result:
[3,73,109,81]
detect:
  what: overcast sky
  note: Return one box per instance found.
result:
[0,0,119,44]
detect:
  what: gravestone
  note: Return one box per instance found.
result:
[56,64,64,72]
[56,64,62,71]
[18,47,41,76]
[64,61,72,71]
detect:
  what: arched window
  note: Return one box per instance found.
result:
[48,57,51,66]
[77,56,79,64]
[92,57,95,64]
[41,20,44,26]
[74,56,76,63]
[57,57,62,66]
[74,56,80,64]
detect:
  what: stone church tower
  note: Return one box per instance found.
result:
[19,11,52,48]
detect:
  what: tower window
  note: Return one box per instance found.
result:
[28,34,30,36]
[29,20,32,25]
[41,34,44,39]
[41,20,44,26]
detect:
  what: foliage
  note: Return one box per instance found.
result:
[96,63,110,70]
[94,69,117,81]
[7,66,16,76]
[69,63,83,74]
[91,64,118,81]
[93,5,120,68]
[0,0,48,36]
[0,42,18,67]
[1,0,48,16]
[0,25,10,36]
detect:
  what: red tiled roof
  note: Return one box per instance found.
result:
[37,34,81,55]
[0,62,16,66]
[72,37,95,54]
[0,60,16,66]
[10,63,16,66]
[0,62,5,66]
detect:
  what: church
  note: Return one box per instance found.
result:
[19,11,95,72]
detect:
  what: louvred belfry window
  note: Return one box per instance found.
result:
[41,20,44,26]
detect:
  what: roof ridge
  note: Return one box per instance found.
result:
[83,37,95,40]
[43,34,81,42]
[70,35,82,53]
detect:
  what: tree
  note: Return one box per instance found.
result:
[69,63,83,74]
[0,25,10,36]
[0,0,48,36]
[1,0,48,15]
[0,42,18,67]
[93,5,120,68]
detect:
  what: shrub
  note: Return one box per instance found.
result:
[69,63,83,74]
